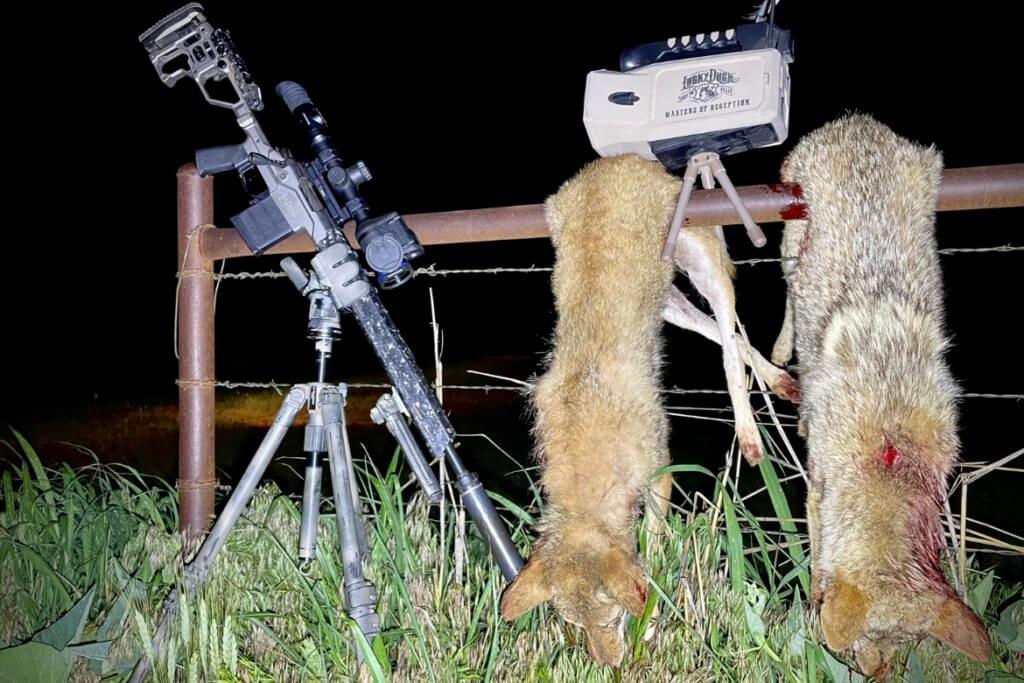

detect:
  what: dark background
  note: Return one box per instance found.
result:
[2,4,1020,554]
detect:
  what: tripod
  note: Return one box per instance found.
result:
[130,252,519,681]
[660,151,768,262]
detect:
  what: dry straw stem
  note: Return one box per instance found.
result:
[950,447,1024,588]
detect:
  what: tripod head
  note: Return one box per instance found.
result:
[282,258,339,335]
[281,257,340,386]
[282,256,443,505]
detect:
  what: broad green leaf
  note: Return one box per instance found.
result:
[994,599,1024,652]
[758,454,810,595]
[298,638,326,680]
[96,591,130,642]
[820,647,865,683]
[33,586,95,650]
[12,429,57,521]
[905,650,927,683]
[968,571,995,616]
[65,640,113,661]
[0,641,71,683]
[487,491,536,526]
[721,493,745,593]
[349,627,387,683]
[744,598,766,646]
[654,463,718,479]
[372,633,393,679]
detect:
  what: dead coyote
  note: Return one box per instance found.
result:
[501,154,797,665]
[773,114,991,678]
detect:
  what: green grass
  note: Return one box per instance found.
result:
[1,428,1022,682]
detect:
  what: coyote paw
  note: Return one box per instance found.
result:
[738,434,764,466]
[770,372,801,404]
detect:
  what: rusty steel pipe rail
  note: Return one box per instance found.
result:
[175,162,1023,529]
[199,163,1024,261]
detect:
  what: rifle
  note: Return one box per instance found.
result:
[132,4,524,679]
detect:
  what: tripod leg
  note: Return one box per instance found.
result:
[335,384,368,557]
[321,386,381,647]
[711,160,767,247]
[661,164,699,263]
[299,408,326,561]
[128,385,309,683]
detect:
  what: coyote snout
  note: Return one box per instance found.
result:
[775,114,991,678]
[501,531,647,665]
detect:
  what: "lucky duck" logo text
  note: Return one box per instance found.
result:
[677,68,740,103]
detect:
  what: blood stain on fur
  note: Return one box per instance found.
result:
[880,442,900,467]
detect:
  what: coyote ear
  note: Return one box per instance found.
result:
[928,595,992,663]
[500,559,551,621]
[819,576,868,652]
[604,552,648,616]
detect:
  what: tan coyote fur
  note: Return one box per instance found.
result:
[501,154,797,665]
[773,114,991,678]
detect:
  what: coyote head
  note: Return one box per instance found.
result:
[807,380,991,678]
[820,568,990,680]
[500,533,647,666]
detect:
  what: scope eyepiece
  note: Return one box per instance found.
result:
[355,212,425,289]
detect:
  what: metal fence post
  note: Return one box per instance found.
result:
[176,163,216,534]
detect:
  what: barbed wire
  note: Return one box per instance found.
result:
[177,242,1022,402]
[960,393,1024,400]
[937,244,1023,254]
[414,264,555,277]
[181,379,1022,401]
[191,244,1022,280]
[732,244,1023,266]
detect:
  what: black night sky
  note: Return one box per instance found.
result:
[3,4,1021,553]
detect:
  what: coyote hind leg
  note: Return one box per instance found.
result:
[771,219,807,366]
[673,226,763,465]
[663,287,799,403]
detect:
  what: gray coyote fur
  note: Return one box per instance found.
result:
[772,114,991,678]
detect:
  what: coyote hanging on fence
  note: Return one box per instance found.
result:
[773,114,991,678]
[500,154,797,665]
